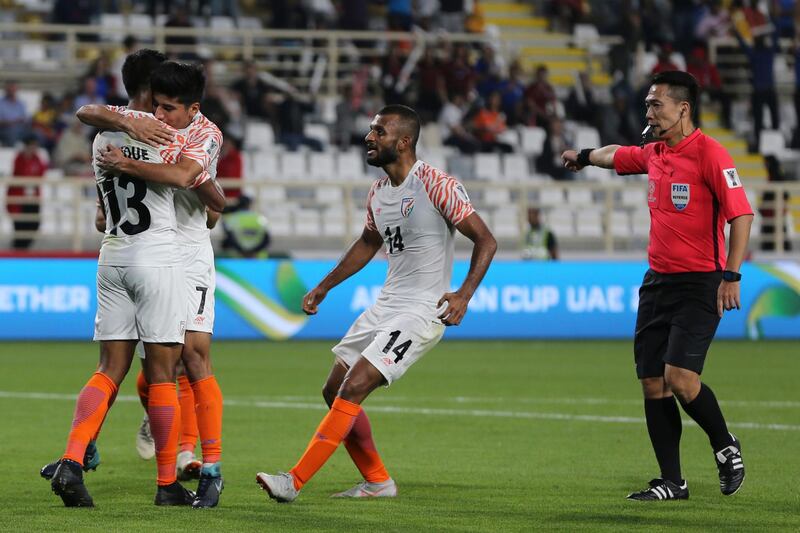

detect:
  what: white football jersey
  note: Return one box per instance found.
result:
[366,160,474,308]
[173,112,222,245]
[94,108,189,266]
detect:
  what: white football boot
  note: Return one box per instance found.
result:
[176,450,202,481]
[331,478,397,498]
[256,472,300,503]
[135,414,155,460]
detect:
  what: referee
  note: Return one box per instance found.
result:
[562,71,753,501]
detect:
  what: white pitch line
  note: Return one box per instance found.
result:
[1,390,799,432]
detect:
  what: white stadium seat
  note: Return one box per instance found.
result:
[245,122,275,151]
[483,187,512,206]
[304,123,331,146]
[0,148,15,176]
[546,207,575,238]
[293,208,321,236]
[336,151,366,180]
[250,152,278,180]
[759,130,786,156]
[280,152,307,178]
[321,207,346,237]
[621,188,647,207]
[566,188,593,206]
[315,186,343,204]
[474,153,501,181]
[502,154,529,181]
[631,208,650,237]
[610,211,631,237]
[520,126,546,156]
[538,187,565,207]
[575,208,604,237]
[308,151,335,180]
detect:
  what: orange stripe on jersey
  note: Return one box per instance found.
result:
[181,113,223,174]
[417,161,475,226]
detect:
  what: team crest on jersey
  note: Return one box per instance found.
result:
[723,168,742,189]
[671,183,690,210]
[401,197,415,217]
[454,183,470,203]
[207,138,219,156]
[648,179,657,204]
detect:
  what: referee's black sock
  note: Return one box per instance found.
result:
[678,383,732,452]
[644,396,683,484]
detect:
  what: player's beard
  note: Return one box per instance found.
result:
[366,144,399,167]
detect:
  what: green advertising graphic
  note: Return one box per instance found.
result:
[215,261,309,340]
[748,263,800,340]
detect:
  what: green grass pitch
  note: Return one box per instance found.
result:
[1,340,798,532]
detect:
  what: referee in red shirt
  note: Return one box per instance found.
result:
[562,71,753,501]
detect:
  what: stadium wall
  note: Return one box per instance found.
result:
[0,259,798,341]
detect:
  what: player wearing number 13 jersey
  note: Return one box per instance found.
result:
[256,105,496,503]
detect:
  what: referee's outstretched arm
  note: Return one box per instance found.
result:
[561,145,620,172]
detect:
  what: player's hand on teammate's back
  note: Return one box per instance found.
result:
[717,280,741,317]
[125,116,175,147]
[302,287,328,315]
[437,291,469,326]
[561,150,582,172]
[96,145,126,172]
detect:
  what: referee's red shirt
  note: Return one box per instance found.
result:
[614,129,753,273]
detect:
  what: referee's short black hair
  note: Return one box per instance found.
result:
[121,49,167,100]
[651,70,699,118]
[150,61,206,105]
[378,104,420,149]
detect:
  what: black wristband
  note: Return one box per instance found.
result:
[577,148,594,167]
[722,270,742,282]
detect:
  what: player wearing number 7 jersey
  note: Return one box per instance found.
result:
[256,105,497,502]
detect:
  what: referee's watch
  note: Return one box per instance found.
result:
[722,270,742,282]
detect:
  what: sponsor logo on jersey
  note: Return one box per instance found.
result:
[671,183,690,210]
[194,315,205,325]
[648,179,657,204]
[381,356,394,366]
[401,197,415,217]
[723,168,742,189]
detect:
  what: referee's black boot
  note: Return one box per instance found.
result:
[155,481,196,506]
[715,433,745,495]
[51,459,94,507]
[627,478,689,501]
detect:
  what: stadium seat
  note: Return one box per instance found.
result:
[759,130,787,156]
[483,187,512,206]
[245,122,275,151]
[128,14,153,31]
[538,187,565,207]
[620,187,647,207]
[238,16,264,30]
[520,127,546,156]
[315,186,343,204]
[610,211,631,238]
[420,148,447,173]
[574,126,601,151]
[250,152,278,180]
[321,207,346,237]
[304,123,331,146]
[546,207,575,238]
[0,148,15,175]
[420,122,443,150]
[264,204,292,237]
[566,188,593,206]
[491,207,521,239]
[294,208,321,236]
[259,185,286,204]
[575,208,604,238]
[502,154,529,181]
[474,153,502,181]
[99,14,125,41]
[280,152,307,178]
[336,150,366,180]
[630,208,650,237]
[583,165,614,181]
[18,43,46,63]
[309,151,335,180]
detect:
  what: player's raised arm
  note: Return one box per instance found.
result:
[438,211,497,326]
[76,104,175,147]
[562,144,622,172]
[302,226,384,315]
[96,145,203,188]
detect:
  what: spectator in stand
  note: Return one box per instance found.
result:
[639,0,672,52]
[51,0,100,41]
[474,45,504,100]
[566,71,598,127]
[498,61,527,126]
[439,0,466,32]
[524,65,557,127]
[8,134,47,249]
[217,135,243,201]
[221,195,271,258]
[734,24,780,151]
[31,93,59,153]
[202,58,241,137]
[601,81,640,146]
[440,91,481,154]
[337,0,368,31]
[274,91,323,151]
[414,47,447,124]
[521,207,558,260]
[536,116,572,180]
[443,44,476,100]
[380,45,408,105]
[74,77,105,111]
[772,0,795,38]
[55,92,76,134]
[0,81,29,147]
[672,0,702,57]
[686,45,731,129]
[465,0,486,33]
[387,0,413,31]
[548,0,587,34]
[651,42,682,74]
[87,53,117,101]
[472,90,513,153]
[164,5,198,59]
[694,0,732,42]
[53,117,92,177]
[231,61,271,119]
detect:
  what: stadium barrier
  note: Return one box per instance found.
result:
[0,258,798,341]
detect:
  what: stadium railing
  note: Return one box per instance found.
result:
[1,176,798,255]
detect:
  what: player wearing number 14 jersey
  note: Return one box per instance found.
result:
[256,105,497,502]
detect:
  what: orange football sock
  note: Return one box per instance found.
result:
[149,382,180,486]
[289,397,361,490]
[177,374,198,454]
[191,375,223,464]
[136,370,149,410]
[343,409,390,483]
[63,372,117,465]
[91,387,118,442]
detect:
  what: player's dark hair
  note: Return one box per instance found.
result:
[121,49,167,99]
[377,104,420,148]
[651,70,699,120]
[150,61,206,106]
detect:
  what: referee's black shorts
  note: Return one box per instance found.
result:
[633,269,722,379]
